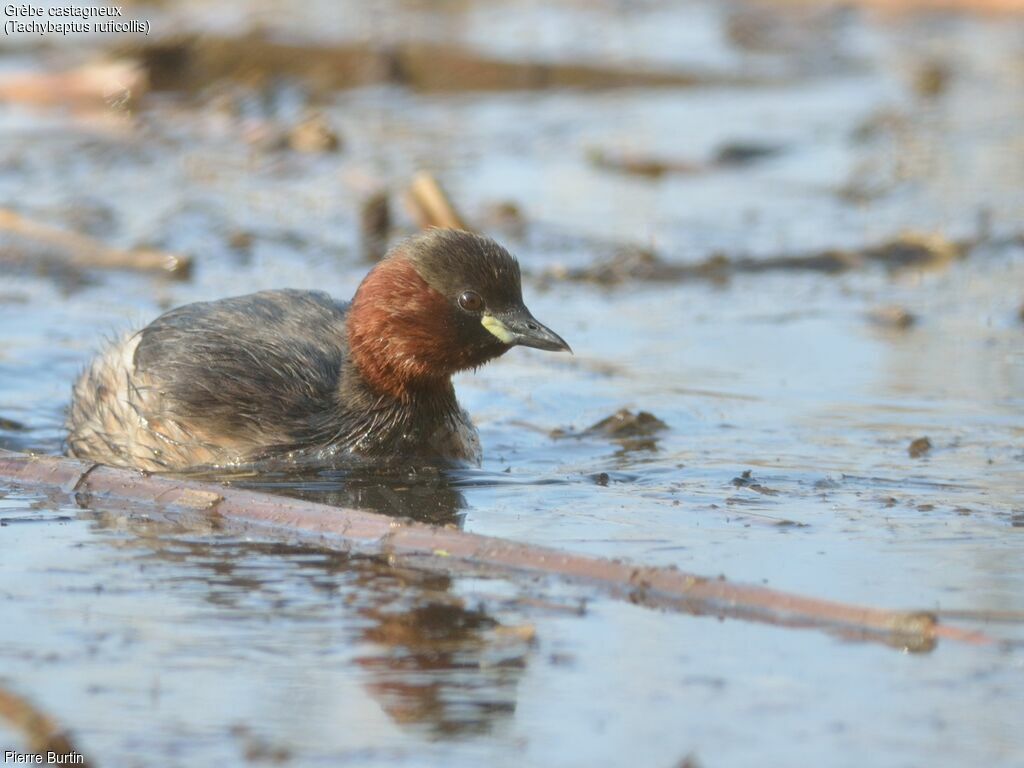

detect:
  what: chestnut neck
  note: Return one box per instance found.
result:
[346,256,458,402]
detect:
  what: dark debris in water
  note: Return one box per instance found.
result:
[913,59,953,100]
[540,232,968,287]
[731,470,780,496]
[552,409,668,453]
[551,409,668,454]
[587,147,702,179]
[851,107,912,145]
[286,112,343,154]
[723,2,849,59]
[0,515,73,526]
[479,200,527,239]
[674,754,703,768]
[714,141,785,166]
[908,437,933,459]
[229,724,293,765]
[117,34,749,96]
[251,111,345,155]
[0,416,27,431]
[588,471,641,486]
[586,141,784,180]
[582,409,669,439]
[866,305,918,330]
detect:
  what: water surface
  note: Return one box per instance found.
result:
[1,1,1022,765]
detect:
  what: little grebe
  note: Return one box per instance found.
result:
[66,229,570,471]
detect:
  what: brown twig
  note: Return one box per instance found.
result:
[0,61,145,110]
[405,172,470,231]
[0,209,191,277]
[359,189,391,262]
[0,449,994,650]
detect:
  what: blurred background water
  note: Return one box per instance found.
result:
[1,1,1023,765]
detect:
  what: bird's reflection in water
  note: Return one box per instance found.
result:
[81,486,529,739]
[195,458,472,528]
[352,566,527,737]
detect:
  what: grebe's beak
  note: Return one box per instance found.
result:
[482,306,572,353]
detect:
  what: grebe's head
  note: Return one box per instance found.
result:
[348,229,570,399]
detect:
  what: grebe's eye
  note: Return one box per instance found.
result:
[458,291,484,312]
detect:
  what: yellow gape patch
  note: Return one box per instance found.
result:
[482,315,516,343]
